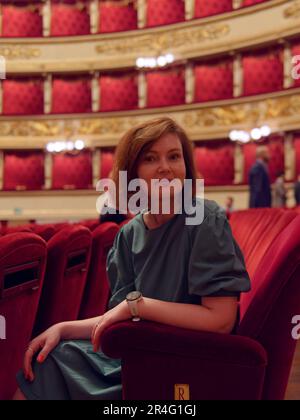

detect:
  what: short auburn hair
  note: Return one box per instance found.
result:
[111,117,197,199]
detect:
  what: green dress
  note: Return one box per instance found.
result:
[17,199,250,400]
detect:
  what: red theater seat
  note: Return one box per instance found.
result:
[33,226,92,336]
[101,211,300,400]
[30,224,56,242]
[0,233,47,400]
[79,223,119,319]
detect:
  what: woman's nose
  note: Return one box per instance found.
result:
[157,158,171,173]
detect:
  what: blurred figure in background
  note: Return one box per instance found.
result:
[294,175,300,207]
[273,171,287,208]
[249,146,271,208]
[225,196,235,217]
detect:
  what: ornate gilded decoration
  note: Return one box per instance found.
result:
[0,46,41,60]
[283,1,300,18]
[0,93,300,139]
[95,24,230,55]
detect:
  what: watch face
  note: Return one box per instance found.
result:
[127,291,142,301]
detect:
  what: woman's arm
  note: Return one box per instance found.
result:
[92,296,238,351]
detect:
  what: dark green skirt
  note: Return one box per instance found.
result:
[16,340,122,400]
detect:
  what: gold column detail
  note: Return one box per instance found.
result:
[232,0,242,10]
[283,42,293,89]
[44,74,52,114]
[43,0,51,37]
[185,0,195,20]
[90,0,99,34]
[0,151,3,190]
[233,53,243,98]
[234,143,244,184]
[137,0,146,29]
[93,148,100,187]
[92,72,100,112]
[44,152,52,190]
[185,63,195,104]
[284,133,295,181]
[138,72,147,108]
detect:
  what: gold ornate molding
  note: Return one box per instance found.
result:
[0,46,41,60]
[283,0,300,18]
[0,89,300,145]
[95,24,230,55]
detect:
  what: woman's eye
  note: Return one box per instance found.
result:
[144,155,156,162]
[169,154,181,161]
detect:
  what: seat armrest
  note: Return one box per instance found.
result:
[101,321,267,400]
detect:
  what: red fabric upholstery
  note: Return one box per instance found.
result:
[146,0,185,27]
[79,219,100,231]
[243,136,284,184]
[194,0,232,18]
[50,0,90,36]
[100,72,138,111]
[2,78,44,115]
[242,48,283,95]
[230,209,297,278]
[30,224,56,242]
[52,150,93,190]
[102,211,300,400]
[100,148,115,179]
[3,151,45,191]
[1,3,43,37]
[194,58,233,102]
[242,0,269,6]
[0,233,47,400]
[238,214,300,399]
[79,223,119,319]
[4,226,32,235]
[99,0,137,33]
[292,41,300,88]
[294,135,300,178]
[146,67,185,108]
[33,226,92,336]
[194,141,234,186]
[51,76,92,114]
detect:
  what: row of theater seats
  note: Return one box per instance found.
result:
[0,219,124,400]
[0,0,270,38]
[1,207,300,400]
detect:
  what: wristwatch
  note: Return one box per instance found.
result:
[126,291,143,321]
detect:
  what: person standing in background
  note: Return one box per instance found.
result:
[249,146,271,208]
[273,172,287,208]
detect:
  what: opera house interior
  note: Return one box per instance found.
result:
[1,0,300,401]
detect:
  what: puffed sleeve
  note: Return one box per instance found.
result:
[188,207,250,297]
[106,228,135,309]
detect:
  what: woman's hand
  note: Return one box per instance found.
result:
[91,301,131,352]
[23,324,62,382]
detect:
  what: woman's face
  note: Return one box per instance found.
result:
[136,133,186,208]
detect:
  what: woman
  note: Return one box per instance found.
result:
[14,117,250,400]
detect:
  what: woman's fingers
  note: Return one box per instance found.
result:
[36,342,54,364]
[23,341,42,381]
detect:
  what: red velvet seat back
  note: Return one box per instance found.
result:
[30,224,56,242]
[230,209,297,277]
[238,215,300,399]
[79,223,119,319]
[0,233,47,400]
[33,226,92,336]
[99,1,137,33]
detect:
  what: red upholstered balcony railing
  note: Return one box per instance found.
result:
[50,0,90,36]
[1,2,43,37]
[2,78,44,116]
[51,76,92,114]
[100,72,138,111]
[146,0,185,28]
[99,0,137,33]
[194,0,232,19]
[100,148,115,180]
